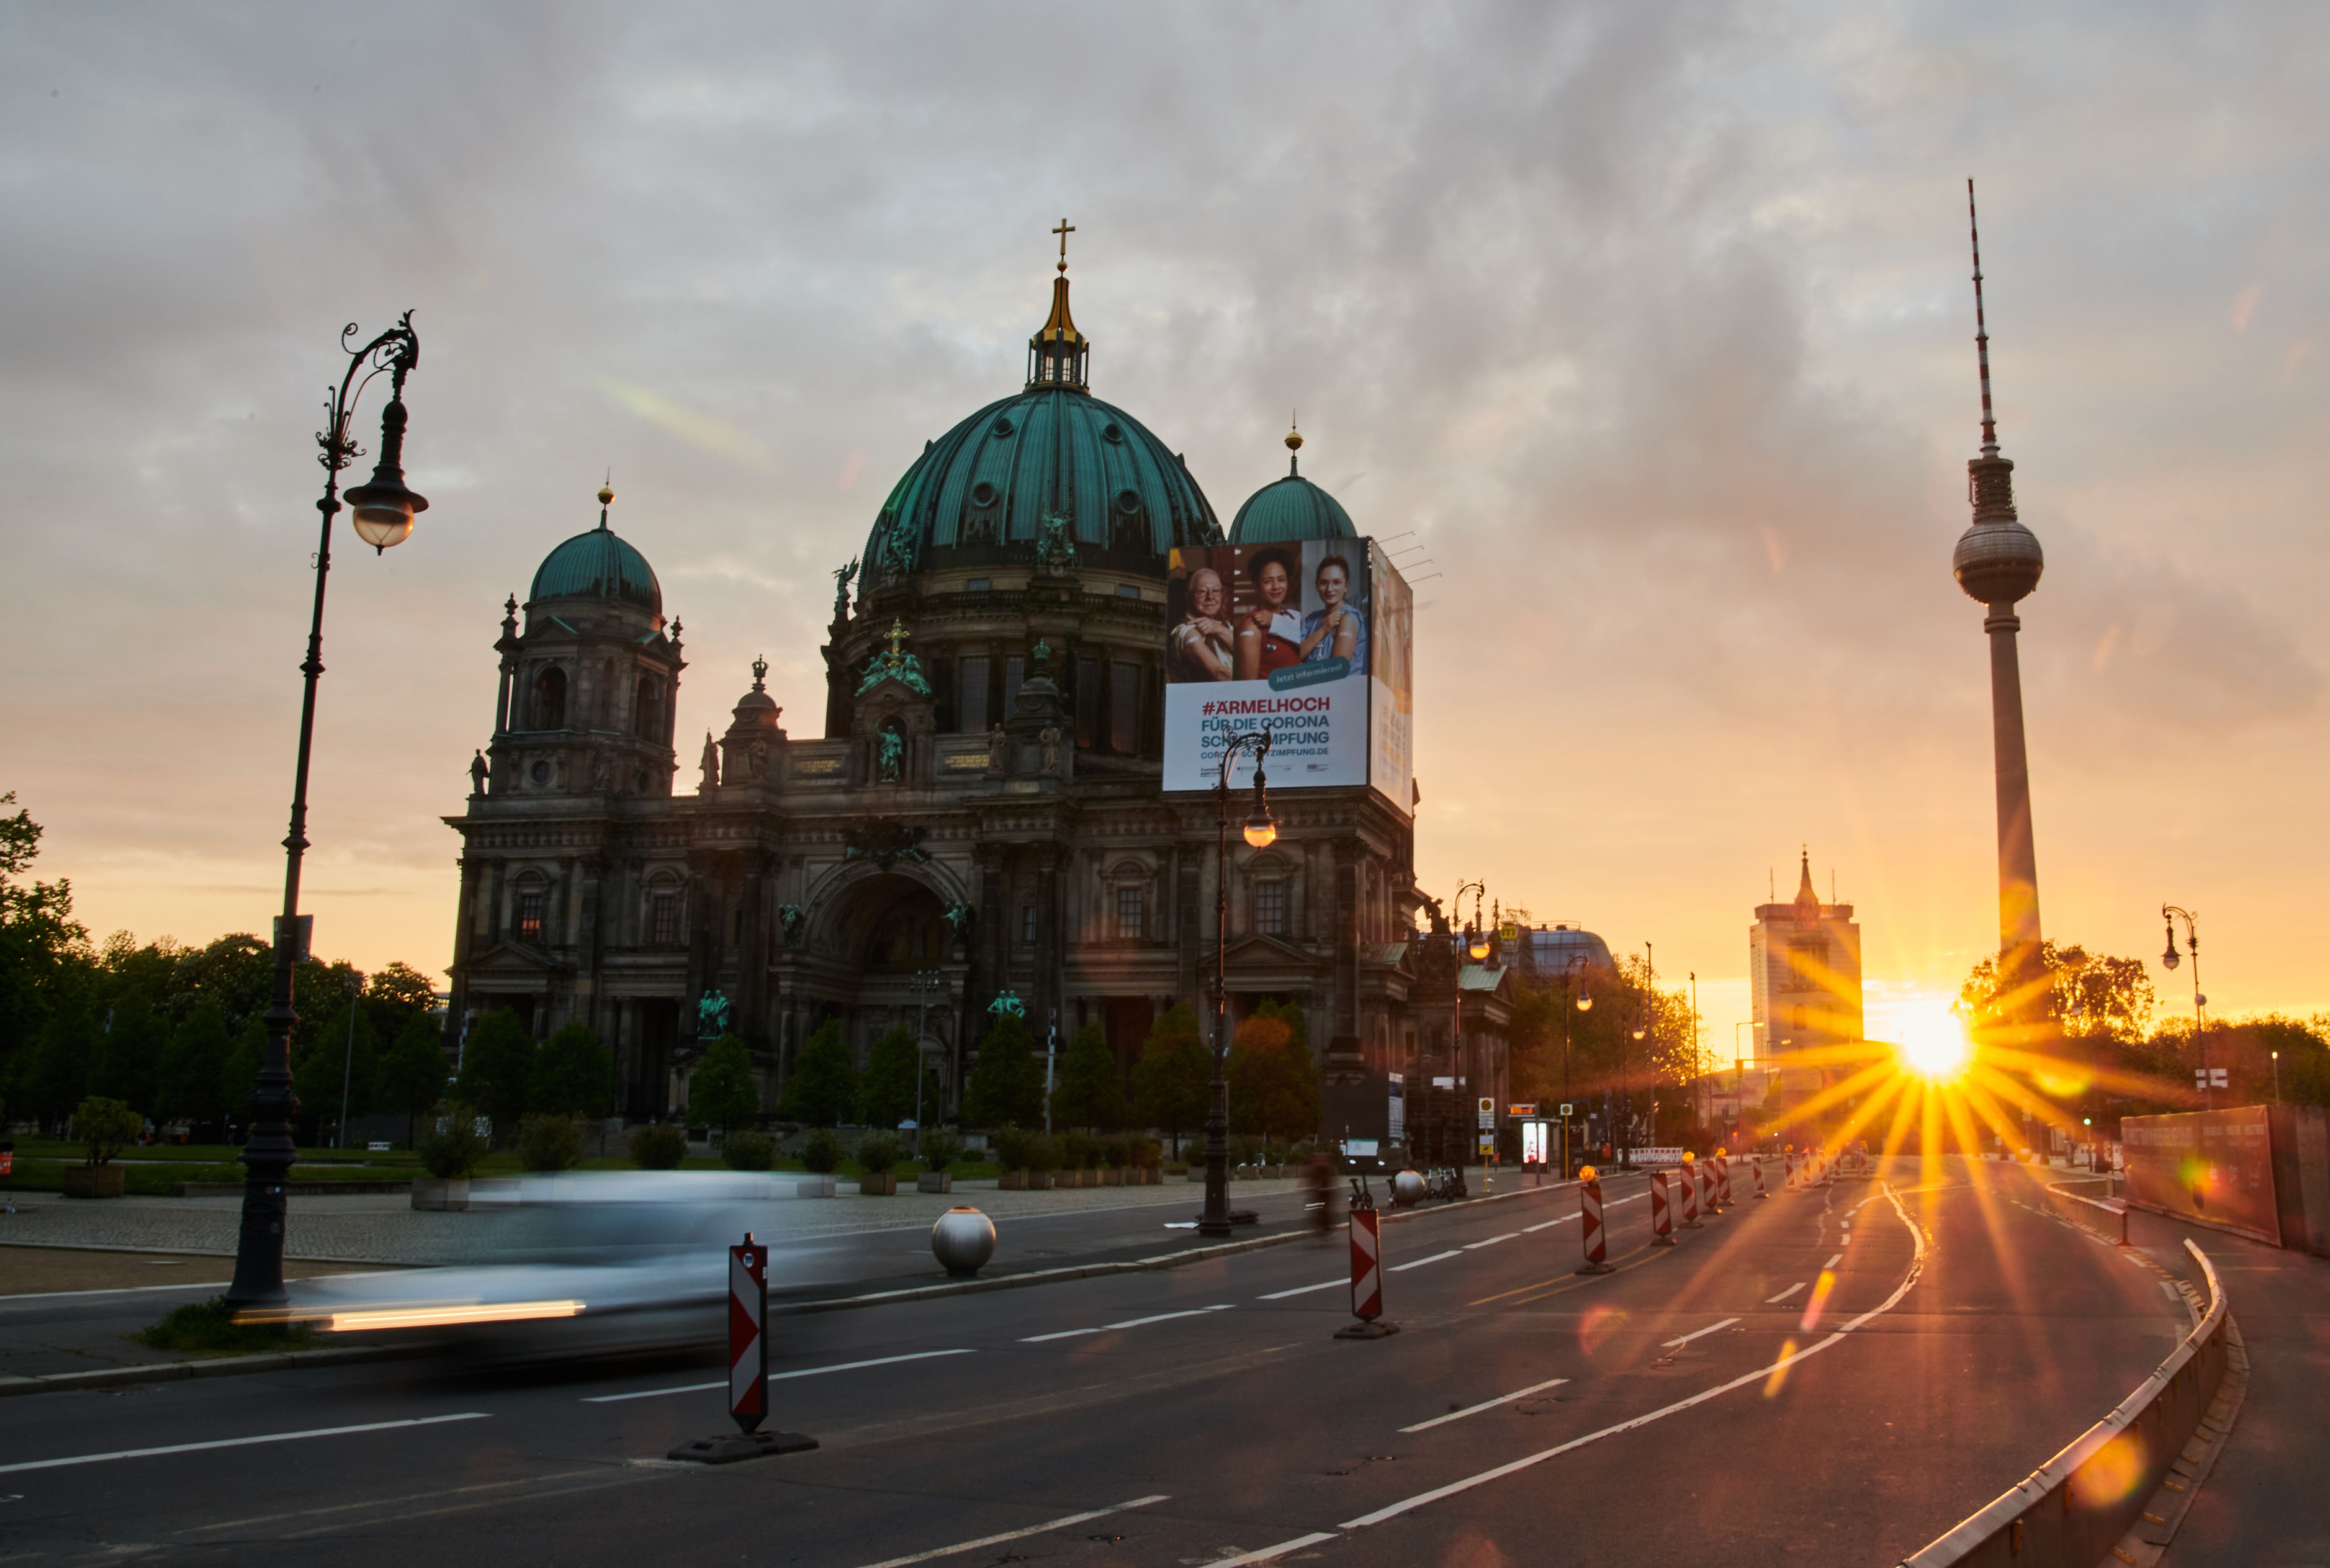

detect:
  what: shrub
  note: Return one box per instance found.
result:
[722,1129,776,1170]
[1133,1136,1164,1169]
[629,1123,687,1169]
[855,1132,902,1176]
[1230,1134,1266,1167]
[798,1128,844,1174]
[1025,1132,1061,1174]
[920,1133,964,1173]
[140,1298,313,1356]
[417,1101,487,1178]
[518,1113,581,1172]
[992,1125,1031,1173]
[1061,1130,1099,1171]
[71,1096,141,1166]
[1100,1133,1130,1169]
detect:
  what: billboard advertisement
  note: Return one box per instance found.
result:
[1164,538,1411,811]
[1366,537,1413,814]
[2123,1105,2281,1245]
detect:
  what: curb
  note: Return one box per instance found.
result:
[0,1343,413,1400]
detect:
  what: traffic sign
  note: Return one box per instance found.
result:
[1559,1102,1574,1118]
[731,1235,768,1432]
[1508,1102,1538,1117]
[1477,1096,1496,1130]
[2194,1067,2228,1089]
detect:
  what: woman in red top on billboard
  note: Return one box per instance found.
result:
[1235,548,1305,679]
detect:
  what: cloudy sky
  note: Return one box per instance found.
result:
[5,2,2324,1051]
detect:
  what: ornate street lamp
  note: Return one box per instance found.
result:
[1199,728,1275,1238]
[225,315,425,1313]
[2160,904,2208,1108]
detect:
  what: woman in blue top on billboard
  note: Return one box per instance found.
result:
[1235,549,1307,680]
[1297,553,1365,673]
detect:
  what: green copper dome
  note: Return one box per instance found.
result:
[529,496,661,613]
[1228,471,1357,544]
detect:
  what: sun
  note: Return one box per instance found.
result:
[1892,1001,1972,1081]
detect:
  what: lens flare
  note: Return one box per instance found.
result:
[1893,1003,1972,1081]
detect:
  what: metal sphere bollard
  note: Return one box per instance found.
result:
[1393,1168,1425,1208]
[931,1205,997,1277]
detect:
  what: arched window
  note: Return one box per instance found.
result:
[533,667,567,730]
[635,676,662,740]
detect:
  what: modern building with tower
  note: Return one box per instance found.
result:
[442,238,1510,1124]
[1749,852,1864,1093]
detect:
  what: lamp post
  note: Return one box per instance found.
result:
[335,972,361,1150]
[1560,955,1592,1178]
[1200,728,1275,1238]
[2160,905,2207,1108]
[911,968,944,1155]
[225,315,427,1313]
[1452,880,1487,1168]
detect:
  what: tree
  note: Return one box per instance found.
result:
[454,1007,535,1128]
[1132,1004,1209,1157]
[0,791,89,1102]
[689,1033,761,1132]
[1959,942,2155,1043]
[857,1025,929,1130]
[529,1021,615,1119]
[296,1001,378,1143]
[1229,1006,1320,1147]
[781,1021,858,1126]
[963,1011,1043,1131]
[378,1010,450,1144]
[1052,1020,1128,1132]
[72,1095,142,1165]
[218,1018,264,1135]
[156,1000,233,1128]
[366,961,439,1021]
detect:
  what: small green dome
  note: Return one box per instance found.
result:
[529,520,661,613]
[1227,471,1356,545]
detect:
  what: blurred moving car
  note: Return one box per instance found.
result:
[283,1171,797,1359]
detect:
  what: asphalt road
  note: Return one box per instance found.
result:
[0,1157,2193,1567]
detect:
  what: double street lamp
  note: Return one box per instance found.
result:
[2160,904,2209,1108]
[225,316,428,1312]
[1199,729,1276,1239]
[1559,954,1592,1177]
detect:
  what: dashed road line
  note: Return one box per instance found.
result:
[1765,1283,1806,1304]
[1662,1318,1740,1348]
[0,1413,491,1475]
[1388,1250,1462,1273]
[584,1349,976,1403]
[1022,1305,1233,1343]
[853,1495,1169,1568]
[1823,1252,1843,1268]
[1400,1377,1569,1433]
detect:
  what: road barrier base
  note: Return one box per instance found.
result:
[667,1430,818,1465]
[1573,1260,1616,1275]
[1651,1233,1678,1247]
[1334,1320,1400,1340]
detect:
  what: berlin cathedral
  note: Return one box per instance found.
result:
[445,240,1512,1122]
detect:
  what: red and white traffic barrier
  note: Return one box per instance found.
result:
[1679,1159,1703,1227]
[1716,1153,1733,1208]
[1753,1157,1768,1199]
[666,1231,818,1463]
[1650,1170,1678,1246]
[1575,1167,1614,1274]
[1701,1158,1720,1217]
[1784,1150,1798,1188]
[1336,1182,1398,1339]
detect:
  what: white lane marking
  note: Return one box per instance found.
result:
[1338,1182,1930,1532]
[1523,1217,1575,1232]
[1258,1280,1344,1300]
[1400,1377,1570,1433]
[1196,1532,1341,1566]
[1823,1253,1843,1268]
[0,1413,490,1475]
[1388,1250,1463,1273]
[583,1349,975,1403]
[1765,1283,1806,1304]
[1464,1234,1520,1249]
[0,1280,231,1305]
[1021,1305,1233,1343]
[1662,1317,1740,1348]
[853,1495,1170,1568]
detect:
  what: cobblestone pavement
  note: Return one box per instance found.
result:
[0,1175,1311,1266]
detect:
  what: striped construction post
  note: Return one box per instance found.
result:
[731,1234,769,1432]
[1753,1157,1768,1199]
[1650,1169,1678,1246]
[1679,1159,1703,1228]
[1785,1149,1798,1188]
[1336,1182,1398,1339]
[1700,1157,1720,1218]
[1575,1166,1614,1275]
[1716,1152,1733,1208]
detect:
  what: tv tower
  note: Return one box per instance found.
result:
[1951,180,2049,1028]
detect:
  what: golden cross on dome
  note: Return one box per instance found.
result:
[884,617,911,657]
[1052,217,1075,273]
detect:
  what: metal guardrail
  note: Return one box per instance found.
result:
[1899,1239,2227,1567]
[2041,1175,2129,1247]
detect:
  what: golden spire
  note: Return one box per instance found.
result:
[1027,219,1089,390]
[1285,412,1303,476]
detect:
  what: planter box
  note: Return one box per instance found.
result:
[1187,1168,1206,1182]
[1099,1168,1124,1187]
[1142,1167,1163,1184]
[1000,1170,1053,1191]
[62,1164,125,1199]
[793,1174,837,1198]
[411,1177,471,1211]
[916,1171,953,1194]
[858,1173,899,1196]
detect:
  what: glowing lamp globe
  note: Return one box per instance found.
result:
[1242,814,1277,850]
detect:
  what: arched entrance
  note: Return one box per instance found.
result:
[799,870,968,1117]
